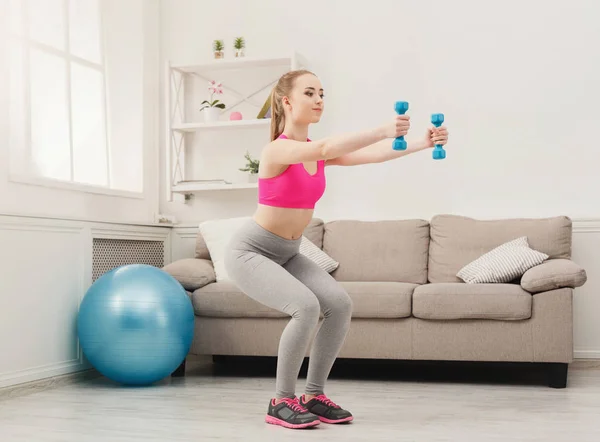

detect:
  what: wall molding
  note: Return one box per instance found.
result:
[0,211,170,228]
[0,368,99,400]
[572,219,600,233]
[172,226,199,239]
[0,217,85,235]
[0,357,90,390]
[574,350,600,359]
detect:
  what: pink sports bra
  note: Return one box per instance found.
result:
[258,134,326,209]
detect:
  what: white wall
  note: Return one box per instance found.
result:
[571,222,600,358]
[159,0,600,223]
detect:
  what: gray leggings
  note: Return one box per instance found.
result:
[224,219,353,399]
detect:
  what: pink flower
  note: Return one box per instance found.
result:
[208,80,224,96]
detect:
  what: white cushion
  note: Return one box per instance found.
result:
[199,217,339,282]
[199,216,252,282]
[300,235,339,273]
[456,236,549,284]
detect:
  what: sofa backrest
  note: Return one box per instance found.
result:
[428,214,573,283]
[323,219,430,283]
[194,217,325,260]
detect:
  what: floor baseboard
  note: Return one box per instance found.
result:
[1,356,598,402]
[0,369,101,402]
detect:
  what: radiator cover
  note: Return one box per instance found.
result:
[92,238,165,281]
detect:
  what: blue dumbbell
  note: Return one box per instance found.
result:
[392,101,409,151]
[431,113,446,160]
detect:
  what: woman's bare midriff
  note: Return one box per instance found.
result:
[253,204,314,240]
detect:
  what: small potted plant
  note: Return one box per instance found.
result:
[199,80,226,122]
[213,39,224,59]
[233,36,245,58]
[238,150,260,182]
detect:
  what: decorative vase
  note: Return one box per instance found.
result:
[235,49,245,58]
[214,51,224,59]
[203,107,220,123]
[248,173,258,183]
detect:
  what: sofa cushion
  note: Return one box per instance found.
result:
[339,281,416,318]
[192,281,287,318]
[162,258,216,291]
[323,219,430,283]
[192,281,416,319]
[413,283,532,320]
[428,214,572,283]
[195,217,325,259]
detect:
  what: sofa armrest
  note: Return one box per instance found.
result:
[162,258,216,291]
[520,259,587,293]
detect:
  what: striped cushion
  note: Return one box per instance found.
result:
[457,237,549,284]
[300,236,339,273]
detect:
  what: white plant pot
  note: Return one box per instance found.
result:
[248,173,258,183]
[203,107,220,123]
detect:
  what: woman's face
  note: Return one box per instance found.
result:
[284,74,325,124]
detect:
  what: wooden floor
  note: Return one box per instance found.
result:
[1,357,600,441]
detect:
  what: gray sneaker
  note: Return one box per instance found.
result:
[265,397,321,429]
[299,394,354,424]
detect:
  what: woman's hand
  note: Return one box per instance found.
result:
[382,115,411,138]
[425,125,449,148]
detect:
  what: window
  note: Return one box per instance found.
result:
[7,0,144,195]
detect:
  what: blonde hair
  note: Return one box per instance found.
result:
[269,69,316,141]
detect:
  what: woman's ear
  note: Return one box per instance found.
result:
[282,96,290,107]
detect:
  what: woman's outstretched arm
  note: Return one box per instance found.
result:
[326,126,449,166]
[262,115,410,165]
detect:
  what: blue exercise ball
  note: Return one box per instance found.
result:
[77,264,195,386]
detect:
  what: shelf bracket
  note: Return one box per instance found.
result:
[190,72,277,112]
[170,130,185,185]
[223,77,280,114]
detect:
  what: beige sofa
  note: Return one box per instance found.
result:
[164,214,588,388]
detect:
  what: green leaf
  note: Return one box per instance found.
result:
[240,149,259,173]
[234,36,245,49]
[214,103,226,109]
[213,39,224,51]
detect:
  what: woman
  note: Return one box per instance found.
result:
[224,70,449,430]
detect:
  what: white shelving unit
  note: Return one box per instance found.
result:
[165,52,309,202]
[171,119,271,133]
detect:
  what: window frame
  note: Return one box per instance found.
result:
[7,0,144,199]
